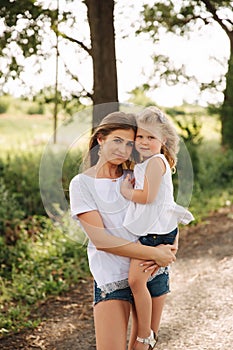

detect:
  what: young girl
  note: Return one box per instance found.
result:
[121,106,194,350]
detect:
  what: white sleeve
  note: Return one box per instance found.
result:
[69,175,97,220]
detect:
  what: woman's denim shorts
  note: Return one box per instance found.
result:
[94,271,170,305]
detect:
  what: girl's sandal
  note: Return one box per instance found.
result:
[136,330,158,349]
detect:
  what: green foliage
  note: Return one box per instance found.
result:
[0,178,25,237]
[0,215,89,334]
[0,2,90,105]
[34,87,85,117]
[198,147,233,189]
[0,148,83,219]
[0,0,56,82]
[26,103,45,115]
[0,95,48,117]
[166,106,203,179]
[0,95,10,113]
[0,151,45,217]
[128,87,156,107]
[189,145,233,220]
[137,0,233,146]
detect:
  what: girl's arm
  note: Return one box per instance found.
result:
[121,157,165,204]
[78,210,175,267]
[172,230,179,255]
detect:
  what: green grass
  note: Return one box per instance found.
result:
[0,115,53,151]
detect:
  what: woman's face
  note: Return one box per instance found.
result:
[98,129,135,165]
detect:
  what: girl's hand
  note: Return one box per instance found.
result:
[140,260,160,277]
[120,174,133,199]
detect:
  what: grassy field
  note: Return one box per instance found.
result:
[0,114,53,150]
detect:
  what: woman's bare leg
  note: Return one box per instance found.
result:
[128,304,138,350]
[94,299,131,350]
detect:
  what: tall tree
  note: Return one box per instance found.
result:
[85,0,118,127]
[0,0,118,128]
[138,0,233,148]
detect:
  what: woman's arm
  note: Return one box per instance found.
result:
[78,210,175,267]
[121,157,165,204]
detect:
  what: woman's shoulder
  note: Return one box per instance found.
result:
[71,166,96,181]
[70,169,95,187]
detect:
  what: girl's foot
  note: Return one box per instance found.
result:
[135,330,158,349]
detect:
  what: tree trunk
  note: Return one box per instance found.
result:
[85,0,119,128]
[221,35,233,149]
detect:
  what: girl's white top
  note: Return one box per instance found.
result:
[123,154,194,236]
[69,172,138,294]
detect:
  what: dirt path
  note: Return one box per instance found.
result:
[1,206,233,350]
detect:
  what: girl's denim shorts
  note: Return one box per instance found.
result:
[94,271,170,305]
[139,227,178,247]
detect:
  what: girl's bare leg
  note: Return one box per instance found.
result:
[94,299,131,350]
[128,258,153,349]
[151,294,167,336]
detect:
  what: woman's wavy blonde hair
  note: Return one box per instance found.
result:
[137,106,180,170]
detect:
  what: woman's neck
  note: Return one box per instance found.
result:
[94,161,122,179]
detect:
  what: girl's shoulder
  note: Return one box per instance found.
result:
[145,154,169,175]
[151,153,166,161]
[142,153,167,166]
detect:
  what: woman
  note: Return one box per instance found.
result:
[69,111,176,350]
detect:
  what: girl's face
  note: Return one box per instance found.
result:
[135,124,164,160]
[98,129,135,165]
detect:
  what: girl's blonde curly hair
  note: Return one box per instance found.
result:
[137,106,180,170]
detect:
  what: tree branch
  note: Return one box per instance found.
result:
[59,32,92,55]
[61,56,93,99]
[201,0,232,36]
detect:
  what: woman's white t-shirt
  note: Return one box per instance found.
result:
[123,154,194,236]
[69,172,137,294]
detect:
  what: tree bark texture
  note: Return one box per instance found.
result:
[85,0,119,128]
[221,36,233,149]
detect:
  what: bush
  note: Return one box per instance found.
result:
[0,215,89,334]
[0,96,10,114]
[27,103,44,115]
[198,147,233,189]
[0,148,83,218]
[0,178,25,237]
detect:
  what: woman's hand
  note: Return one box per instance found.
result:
[153,244,176,267]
